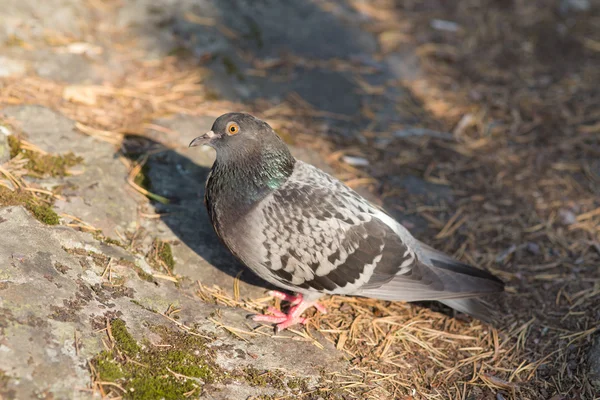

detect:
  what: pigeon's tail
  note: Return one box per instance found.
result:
[439,298,499,323]
[357,240,504,321]
[416,239,504,291]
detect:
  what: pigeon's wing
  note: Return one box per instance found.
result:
[251,162,504,304]
[253,163,410,294]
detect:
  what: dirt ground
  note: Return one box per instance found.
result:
[1,0,599,399]
[351,2,600,399]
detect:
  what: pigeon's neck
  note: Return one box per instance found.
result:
[207,144,295,221]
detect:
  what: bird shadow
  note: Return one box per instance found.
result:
[120,134,278,290]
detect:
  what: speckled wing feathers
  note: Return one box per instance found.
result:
[249,161,416,295]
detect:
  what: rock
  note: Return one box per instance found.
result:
[0,206,348,398]
[430,19,461,33]
[34,52,100,84]
[588,334,600,390]
[0,56,27,78]
[1,105,89,155]
[0,0,91,44]
[0,105,141,238]
[558,208,577,226]
[0,128,10,164]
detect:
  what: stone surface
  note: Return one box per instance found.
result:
[0,206,346,399]
[0,0,122,85]
[34,52,99,84]
[0,128,10,165]
[1,105,141,239]
[0,0,91,42]
[0,57,27,78]
[0,0,440,397]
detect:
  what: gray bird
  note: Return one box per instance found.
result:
[190,113,504,331]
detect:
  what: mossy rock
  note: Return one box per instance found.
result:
[151,239,175,271]
[93,319,218,400]
[0,186,59,225]
[7,135,82,177]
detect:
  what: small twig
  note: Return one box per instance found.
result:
[160,312,212,340]
[166,366,204,383]
[74,330,80,356]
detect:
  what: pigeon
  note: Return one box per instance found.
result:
[189,113,504,331]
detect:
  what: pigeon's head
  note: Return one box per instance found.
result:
[189,112,280,153]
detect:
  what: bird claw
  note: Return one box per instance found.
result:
[252,313,308,331]
[253,292,326,331]
[267,290,302,306]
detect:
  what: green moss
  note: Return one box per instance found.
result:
[0,369,15,400]
[28,201,60,225]
[152,239,175,271]
[244,366,268,386]
[108,258,155,283]
[111,319,141,356]
[244,367,286,390]
[132,163,169,204]
[155,349,212,378]
[8,136,82,177]
[0,186,59,225]
[96,350,125,381]
[7,135,20,159]
[92,231,125,248]
[134,266,155,283]
[134,163,151,191]
[130,299,157,313]
[237,368,315,396]
[92,320,219,400]
[0,369,9,387]
[286,377,309,392]
[126,375,192,399]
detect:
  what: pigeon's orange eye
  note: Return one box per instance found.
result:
[227,122,240,135]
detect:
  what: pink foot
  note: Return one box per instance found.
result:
[252,291,327,332]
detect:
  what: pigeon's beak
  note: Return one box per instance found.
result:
[189,131,218,147]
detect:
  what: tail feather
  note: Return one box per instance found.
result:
[358,240,504,321]
[439,298,498,322]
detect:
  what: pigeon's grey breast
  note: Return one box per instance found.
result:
[234,161,416,295]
